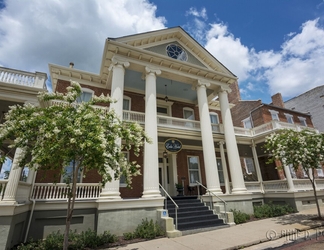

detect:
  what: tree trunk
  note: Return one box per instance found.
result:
[309,168,322,219]
[63,160,80,250]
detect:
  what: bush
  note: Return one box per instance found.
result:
[123,219,165,240]
[15,229,117,250]
[231,209,250,224]
[254,202,295,218]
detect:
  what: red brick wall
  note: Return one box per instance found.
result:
[231,100,262,127]
[228,81,241,104]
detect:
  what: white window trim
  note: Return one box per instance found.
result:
[269,110,279,121]
[183,107,195,120]
[61,161,83,183]
[244,158,255,175]
[209,112,219,124]
[123,95,131,110]
[284,113,294,124]
[77,88,94,103]
[242,117,252,129]
[298,116,307,127]
[187,155,201,186]
[217,159,225,184]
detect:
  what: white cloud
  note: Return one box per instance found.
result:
[186,7,207,20]
[0,0,166,81]
[202,18,324,101]
[205,23,253,81]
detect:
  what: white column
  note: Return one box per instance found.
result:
[2,148,24,203]
[196,80,222,194]
[283,165,295,192]
[219,141,230,194]
[251,140,264,193]
[142,66,161,198]
[218,88,247,194]
[100,57,129,199]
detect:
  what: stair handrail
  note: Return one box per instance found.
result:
[159,183,179,230]
[196,181,227,223]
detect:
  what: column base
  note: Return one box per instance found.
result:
[206,188,223,195]
[231,187,248,194]
[99,190,121,200]
[142,190,161,198]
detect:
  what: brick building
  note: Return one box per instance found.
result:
[1,27,324,249]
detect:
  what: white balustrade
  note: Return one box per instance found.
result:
[31,183,102,200]
[234,127,252,136]
[123,110,145,123]
[293,179,313,191]
[0,180,8,200]
[0,67,46,89]
[315,179,324,190]
[263,180,289,192]
[244,181,262,192]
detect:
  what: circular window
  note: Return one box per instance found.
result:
[166,44,188,61]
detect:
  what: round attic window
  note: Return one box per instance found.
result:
[166,44,188,61]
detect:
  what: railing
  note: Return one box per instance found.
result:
[31,183,102,200]
[315,179,324,190]
[293,179,313,191]
[234,127,252,136]
[0,66,46,89]
[123,110,145,124]
[196,181,227,223]
[157,115,201,130]
[0,180,8,200]
[263,180,289,192]
[244,181,262,193]
[159,184,179,230]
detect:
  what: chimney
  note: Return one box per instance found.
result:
[271,93,285,108]
[69,62,74,68]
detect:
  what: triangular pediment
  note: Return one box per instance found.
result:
[110,27,235,77]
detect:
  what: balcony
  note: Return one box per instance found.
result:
[0,66,47,90]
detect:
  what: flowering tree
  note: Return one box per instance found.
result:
[264,129,324,219]
[0,81,150,250]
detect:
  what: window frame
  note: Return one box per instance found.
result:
[217,158,225,184]
[242,117,252,129]
[244,158,255,175]
[187,155,201,186]
[269,110,279,121]
[298,116,307,127]
[76,88,94,103]
[61,160,83,184]
[284,113,294,124]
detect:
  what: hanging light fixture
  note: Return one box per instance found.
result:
[163,150,168,158]
[164,84,169,102]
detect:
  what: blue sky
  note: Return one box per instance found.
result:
[0,0,324,103]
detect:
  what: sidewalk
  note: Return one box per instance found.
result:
[108,207,324,250]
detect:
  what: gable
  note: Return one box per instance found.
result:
[144,41,206,68]
[111,27,236,77]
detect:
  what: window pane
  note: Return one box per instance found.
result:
[184,109,194,120]
[210,114,219,124]
[244,119,252,129]
[188,156,200,184]
[123,99,130,110]
[77,92,92,103]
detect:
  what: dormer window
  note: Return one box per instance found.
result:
[284,113,294,124]
[298,117,307,127]
[269,110,279,121]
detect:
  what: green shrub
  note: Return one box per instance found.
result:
[133,219,164,240]
[16,229,117,250]
[123,232,135,240]
[231,209,250,224]
[253,202,295,218]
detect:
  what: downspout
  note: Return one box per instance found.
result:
[24,170,37,243]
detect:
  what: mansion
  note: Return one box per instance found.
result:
[0,27,323,250]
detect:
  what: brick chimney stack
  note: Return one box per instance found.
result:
[271,93,285,108]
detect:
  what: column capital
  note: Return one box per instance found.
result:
[197,79,210,88]
[218,86,232,94]
[109,57,130,70]
[218,140,225,146]
[145,66,161,76]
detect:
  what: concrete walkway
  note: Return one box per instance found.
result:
[108,207,324,250]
